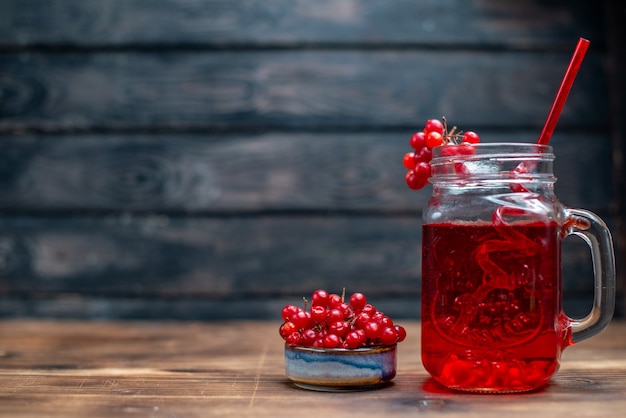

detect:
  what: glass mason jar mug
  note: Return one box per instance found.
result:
[420,143,615,393]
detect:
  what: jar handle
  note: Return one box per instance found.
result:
[563,208,616,344]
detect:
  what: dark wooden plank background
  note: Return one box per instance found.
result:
[0,0,623,319]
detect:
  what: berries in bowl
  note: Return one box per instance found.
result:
[279,289,407,391]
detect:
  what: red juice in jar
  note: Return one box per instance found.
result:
[418,143,615,393]
[421,221,562,392]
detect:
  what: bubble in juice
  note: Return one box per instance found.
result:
[421,221,563,392]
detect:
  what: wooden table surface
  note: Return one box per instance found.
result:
[1,319,625,418]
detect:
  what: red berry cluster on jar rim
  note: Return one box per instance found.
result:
[279,289,407,349]
[404,117,481,190]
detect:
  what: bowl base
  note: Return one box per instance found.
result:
[292,381,392,392]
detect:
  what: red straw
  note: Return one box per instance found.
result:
[537,37,590,145]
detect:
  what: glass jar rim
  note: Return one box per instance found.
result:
[431,142,554,163]
[432,142,552,155]
[429,142,556,183]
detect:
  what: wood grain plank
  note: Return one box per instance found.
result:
[0,320,625,418]
[0,215,424,296]
[0,0,619,325]
[606,0,626,316]
[0,50,608,131]
[0,214,606,314]
[0,132,613,212]
[0,294,598,322]
[0,0,605,48]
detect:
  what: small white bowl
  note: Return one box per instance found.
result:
[284,344,397,391]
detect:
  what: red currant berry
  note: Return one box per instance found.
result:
[458,143,476,155]
[425,131,443,149]
[405,170,428,190]
[403,152,417,170]
[311,289,329,306]
[414,161,431,179]
[424,119,444,135]
[409,131,427,150]
[328,293,342,308]
[279,321,298,339]
[414,147,432,163]
[440,142,474,157]
[371,311,385,322]
[462,131,480,144]
[290,310,311,330]
[354,328,367,341]
[310,305,326,323]
[364,321,382,340]
[336,302,352,318]
[379,327,399,346]
[355,312,371,329]
[440,143,459,157]
[345,330,367,348]
[329,321,349,337]
[323,333,341,348]
[361,304,376,315]
[281,304,300,321]
[376,314,393,328]
[301,328,317,346]
[343,331,362,349]
[349,292,367,311]
[326,308,344,323]
[286,331,303,346]
[395,325,407,342]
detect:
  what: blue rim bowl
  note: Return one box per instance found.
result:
[284,344,397,391]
